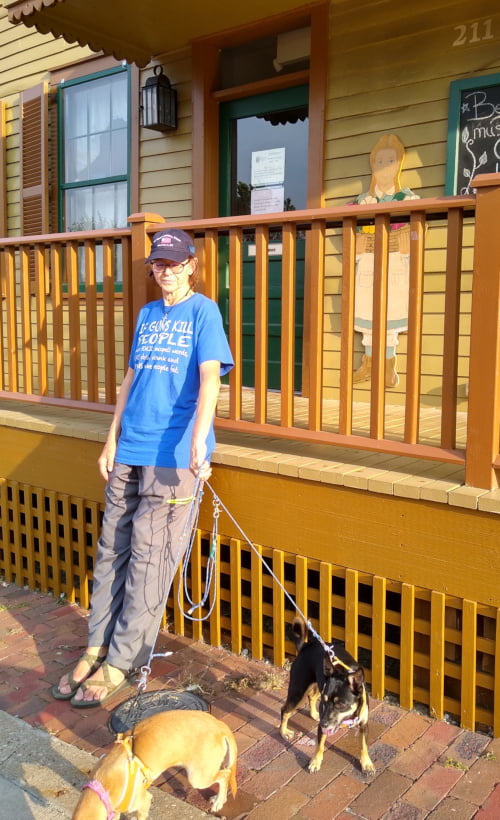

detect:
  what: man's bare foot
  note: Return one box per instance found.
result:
[52,648,107,699]
[70,661,128,706]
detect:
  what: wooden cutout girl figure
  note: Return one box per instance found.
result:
[353,134,419,388]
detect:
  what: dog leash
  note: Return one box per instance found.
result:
[135,473,351,697]
[203,481,354,673]
[179,489,220,621]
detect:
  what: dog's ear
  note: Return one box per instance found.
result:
[348,666,365,693]
[292,618,307,651]
[323,653,335,677]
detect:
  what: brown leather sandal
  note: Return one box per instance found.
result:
[70,662,133,709]
[51,650,106,700]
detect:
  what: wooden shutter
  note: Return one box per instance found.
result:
[20,83,49,292]
[20,82,49,235]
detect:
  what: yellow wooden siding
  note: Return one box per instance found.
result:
[0,5,95,236]
[4,99,21,234]
[0,7,94,98]
[0,100,6,238]
[0,1,494,409]
[138,51,193,220]
[325,2,500,202]
[320,2,493,407]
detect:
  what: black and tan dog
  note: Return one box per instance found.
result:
[72,710,237,819]
[279,618,375,774]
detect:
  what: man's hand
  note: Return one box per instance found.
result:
[195,460,212,481]
[190,437,211,481]
[98,438,116,481]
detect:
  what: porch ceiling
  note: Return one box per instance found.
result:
[6,0,320,67]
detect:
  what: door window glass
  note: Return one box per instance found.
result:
[232,106,308,215]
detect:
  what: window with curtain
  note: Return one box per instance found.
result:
[59,66,129,231]
[58,66,130,285]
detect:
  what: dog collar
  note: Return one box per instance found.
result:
[322,716,360,736]
[339,684,367,730]
[341,716,360,729]
[82,779,116,820]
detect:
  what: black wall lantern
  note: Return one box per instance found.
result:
[140,66,178,132]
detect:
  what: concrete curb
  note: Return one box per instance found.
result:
[0,710,209,819]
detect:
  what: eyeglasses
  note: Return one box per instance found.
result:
[151,260,190,275]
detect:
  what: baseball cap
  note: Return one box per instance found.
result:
[146,229,195,263]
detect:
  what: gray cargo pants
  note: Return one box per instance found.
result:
[87,463,197,671]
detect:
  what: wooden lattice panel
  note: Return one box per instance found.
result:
[0,479,498,735]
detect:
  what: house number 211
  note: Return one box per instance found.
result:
[453,19,494,46]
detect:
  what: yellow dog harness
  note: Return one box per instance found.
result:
[82,735,155,819]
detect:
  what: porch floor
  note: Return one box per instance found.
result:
[1,395,498,514]
[216,385,469,449]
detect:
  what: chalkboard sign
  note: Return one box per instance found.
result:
[446,72,500,195]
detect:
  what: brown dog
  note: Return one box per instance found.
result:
[72,709,238,819]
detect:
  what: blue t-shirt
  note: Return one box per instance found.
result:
[116,293,233,468]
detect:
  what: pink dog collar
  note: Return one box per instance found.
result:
[322,717,360,736]
[341,716,360,729]
[82,779,116,820]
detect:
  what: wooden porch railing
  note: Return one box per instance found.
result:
[1,176,500,490]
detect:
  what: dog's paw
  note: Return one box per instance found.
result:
[361,755,375,774]
[279,726,295,741]
[307,754,323,774]
[209,793,226,813]
[135,789,152,820]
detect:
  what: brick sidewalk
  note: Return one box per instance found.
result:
[1,582,499,819]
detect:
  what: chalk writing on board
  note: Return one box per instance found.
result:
[459,88,500,193]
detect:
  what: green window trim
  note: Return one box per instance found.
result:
[446,71,500,195]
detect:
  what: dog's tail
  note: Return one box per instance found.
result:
[291,617,309,652]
